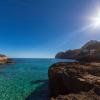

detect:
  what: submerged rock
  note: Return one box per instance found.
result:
[48,62,100,100]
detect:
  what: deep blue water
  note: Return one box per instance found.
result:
[0,58,75,100]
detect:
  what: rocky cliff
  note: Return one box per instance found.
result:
[0,54,14,64]
[48,62,100,100]
[55,40,100,62]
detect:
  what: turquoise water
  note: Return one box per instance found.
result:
[0,58,75,100]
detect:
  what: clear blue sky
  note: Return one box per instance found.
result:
[0,0,100,58]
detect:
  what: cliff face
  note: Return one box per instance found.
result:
[82,40,100,50]
[55,40,100,62]
[0,54,14,64]
[48,62,100,100]
[55,49,81,59]
[49,40,100,100]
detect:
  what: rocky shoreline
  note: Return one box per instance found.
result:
[48,62,100,100]
[55,40,100,62]
[48,40,100,100]
[0,54,14,64]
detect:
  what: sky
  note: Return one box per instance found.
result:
[0,0,100,58]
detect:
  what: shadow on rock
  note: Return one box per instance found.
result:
[26,80,50,100]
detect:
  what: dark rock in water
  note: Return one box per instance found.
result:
[55,40,100,62]
[26,80,50,100]
[48,62,100,100]
[31,80,46,84]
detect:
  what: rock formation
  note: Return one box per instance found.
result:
[0,54,14,64]
[48,62,100,100]
[55,40,100,62]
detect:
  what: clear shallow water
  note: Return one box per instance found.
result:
[0,58,75,100]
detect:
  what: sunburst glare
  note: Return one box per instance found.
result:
[90,8,100,28]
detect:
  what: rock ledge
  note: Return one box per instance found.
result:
[48,62,100,100]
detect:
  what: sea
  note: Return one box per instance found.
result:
[0,58,75,100]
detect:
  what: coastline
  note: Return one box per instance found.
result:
[48,61,100,100]
[49,40,100,100]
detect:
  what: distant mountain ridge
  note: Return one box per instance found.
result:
[55,40,100,62]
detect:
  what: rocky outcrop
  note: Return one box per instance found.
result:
[55,40,100,62]
[48,62,100,100]
[0,54,14,64]
[55,49,81,59]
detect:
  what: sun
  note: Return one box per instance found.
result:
[92,16,100,27]
[91,10,100,28]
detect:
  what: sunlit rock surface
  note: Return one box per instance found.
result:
[48,62,100,100]
[0,54,14,64]
[56,40,100,62]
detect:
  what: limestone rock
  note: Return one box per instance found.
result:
[48,62,100,100]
